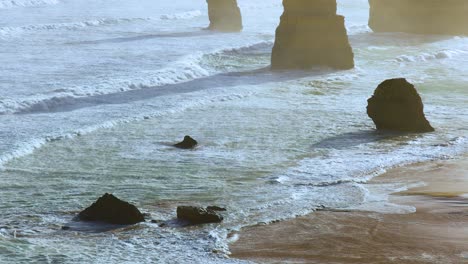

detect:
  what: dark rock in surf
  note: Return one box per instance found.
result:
[271,0,354,70]
[77,193,145,225]
[367,78,434,133]
[206,206,227,212]
[368,0,468,35]
[177,206,223,224]
[206,0,243,32]
[173,136,198,149]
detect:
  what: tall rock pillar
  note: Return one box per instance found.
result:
[369,0,468,35]
[206,0,243,32]
[271,0,354,70]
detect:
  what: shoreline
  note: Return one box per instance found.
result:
[229,156,468,264]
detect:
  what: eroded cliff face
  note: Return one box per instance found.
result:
[369,0,468,35]
[206,0,242,32]
[271,0,354,70]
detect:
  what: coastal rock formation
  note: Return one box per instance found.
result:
[173,135,198,149]
[271,0,354,70]
[367,78,434,133]
[177,206,224,224]
[77,193,145,225]
[369,0,468,35]
[206,206,227,211]
[206,0,242,32]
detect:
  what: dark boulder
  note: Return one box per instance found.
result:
[177,206,223,224]
[173,136,198,149]
[369,0,468,35]
[271,0,354,70]
[367,78,434,133]
[77,193,145,225]
[206,206,227,212]
[206,0,242,32]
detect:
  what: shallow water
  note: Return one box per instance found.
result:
[1,0,467,263]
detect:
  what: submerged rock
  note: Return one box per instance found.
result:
[369,0,468,35]
[367,78,434,133]
[206,0,242,32]
[77,193,145,225]
[271,0,354,70]
[177,206,223,224]
[173,135,198,149]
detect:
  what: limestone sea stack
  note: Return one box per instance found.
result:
[369,0,468,35]
[77,193,145,225]
[206,0,242,32]
[367,78,434,133]
[271,0,354,70]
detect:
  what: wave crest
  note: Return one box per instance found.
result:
[395,49,467,63]
[0,0,58,9]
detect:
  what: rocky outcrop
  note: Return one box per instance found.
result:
[206,0,242,32]
[177,206,224,224]
[77,193,145,225]
[369,0,468,35]
[206,206,227,212]
[271,0,354,70]
[173,135,198,149]
[367,78,434,133]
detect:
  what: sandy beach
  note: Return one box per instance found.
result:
[230,156,468,264]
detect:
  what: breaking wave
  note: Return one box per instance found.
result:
[159,10,202,20]
[0,10,202,38]
[395,49,467,63]
[0,40,273,115]
[0,18,150,37]
[0,0,58,9]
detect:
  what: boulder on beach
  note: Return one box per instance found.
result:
[368,0,468,35]
[173,135,198,149]
[77,193,145,225]
[271,0,354,70]
[206,0,242,32]
[367,78,434,133]
[177,206,224,224]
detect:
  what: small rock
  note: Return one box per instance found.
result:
[177,206,223,224]
[173,136,198,149]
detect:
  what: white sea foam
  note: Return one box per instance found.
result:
[0,86,258,170]
[0,11,202,38]
[219,41,273,55]
[0,18,151,37]
[346,24,372,35]
[0,53,210,114]
[0,0,58,9]
[0,40,272,115]
[159,10,202,20]
[395,49,467,63]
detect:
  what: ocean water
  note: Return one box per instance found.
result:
[0,0,467,263]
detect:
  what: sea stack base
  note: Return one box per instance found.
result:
[271,0,354,70]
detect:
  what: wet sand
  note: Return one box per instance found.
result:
[229,156,468,264]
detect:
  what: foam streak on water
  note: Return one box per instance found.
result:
[0,0,467,263]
